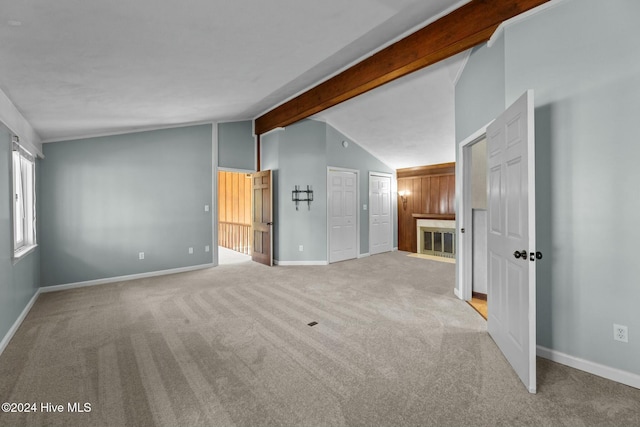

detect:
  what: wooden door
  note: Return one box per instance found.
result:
[251,170,273,266]
[487,90,536,393]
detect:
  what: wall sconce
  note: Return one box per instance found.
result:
[398,190,408,208]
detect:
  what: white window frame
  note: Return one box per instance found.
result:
[12,138,37,261]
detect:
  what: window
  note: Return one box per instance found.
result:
[12,137,36,258]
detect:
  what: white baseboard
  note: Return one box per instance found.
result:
[0,288,41,357]
[40,263,215,293]
[358,253,370,258]
[537,345,640,389]
[274,260,328,266]
[453,287,462,299]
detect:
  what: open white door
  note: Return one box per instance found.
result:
[487,90,537,393]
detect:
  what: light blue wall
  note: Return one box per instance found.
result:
[454,35,505,143]
[456,0,640,375]
[40,125,213,286]
[274,120,327,262]
[325,124,396,252]
[261,120,396,263]
[218,121,255,171]
[0,124,40,341]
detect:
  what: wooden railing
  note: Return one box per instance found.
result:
[219,221,251,255]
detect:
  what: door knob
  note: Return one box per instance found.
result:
[513,250,527,259]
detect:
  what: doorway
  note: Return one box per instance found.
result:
[467,137,488,319]
[327,167,359,263]
[369,172,393,255]
[458,127,489,303]
[457,90,537,393]
[217,170,252,264]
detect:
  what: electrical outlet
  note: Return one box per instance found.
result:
[613,324,628,343]
[299,245,303,252]
[204,205,210,212]
[138,252,144,260]
[363,204,367,210]
[205,245,210,253]
[188,247,194,254]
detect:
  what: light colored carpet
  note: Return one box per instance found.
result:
[0,251,638,426]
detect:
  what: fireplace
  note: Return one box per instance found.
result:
[416,219,456,259]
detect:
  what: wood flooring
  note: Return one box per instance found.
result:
[468,297,488,320]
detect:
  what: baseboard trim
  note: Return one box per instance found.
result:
[472,291,487,301]
[358,253,370,258]
[274,260,328,266]
[40,263,215,293]
[453,287,462,299]
[0,288,41,357]
[537,345,640,389]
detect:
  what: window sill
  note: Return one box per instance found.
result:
[13,244,38,264]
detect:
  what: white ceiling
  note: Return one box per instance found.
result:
[313,52,468,169]
[0,0,469,168]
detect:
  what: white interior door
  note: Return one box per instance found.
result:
[329,170,357,263]
[487,90,537,393]
[369,173,392,255]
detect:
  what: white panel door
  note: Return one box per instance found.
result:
[369,174,392,255]
[487,90,537,393]
[329,170,357,263]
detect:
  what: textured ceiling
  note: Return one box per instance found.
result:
[313,52,468,169]
[0,0,468,167]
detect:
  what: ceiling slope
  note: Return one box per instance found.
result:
[255,0,550,136]
[0,0,464,142]
[314,52,469,169]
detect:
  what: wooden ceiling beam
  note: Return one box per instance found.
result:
[254,0,549,136]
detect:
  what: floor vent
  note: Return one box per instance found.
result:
[307,321,318,327]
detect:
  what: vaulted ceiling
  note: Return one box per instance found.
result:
[0,0,471,167]
[313,52,468,169]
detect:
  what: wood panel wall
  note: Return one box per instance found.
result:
[218,171,252,253]
[397,162,455,253]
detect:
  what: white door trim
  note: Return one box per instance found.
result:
[212,122,219,267]
[456,122,492,300]
[327,167,360,263]
[369,171,393,255]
